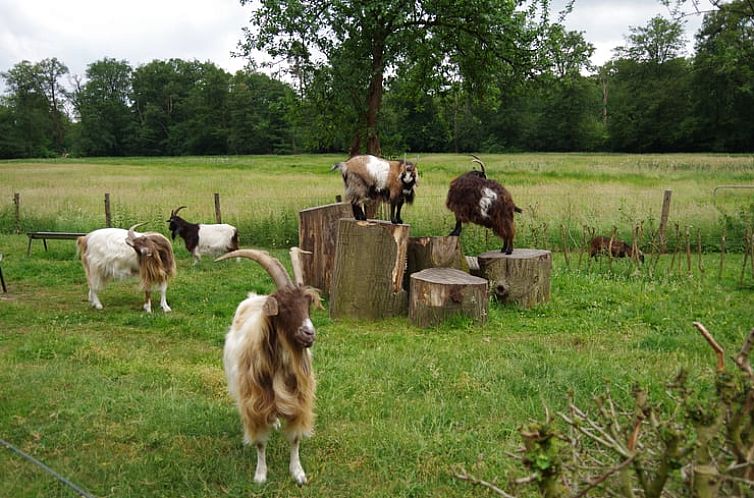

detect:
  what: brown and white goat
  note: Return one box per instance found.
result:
[167,206,239,264]
[446,156,522,254]
[589,236,644,263]
[332,154,418,224]
[77,224,176,312]
[218,248,321,485]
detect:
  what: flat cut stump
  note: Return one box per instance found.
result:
[409,268,488,328]
[477,248,551,308]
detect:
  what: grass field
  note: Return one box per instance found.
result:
[1,153,753,497]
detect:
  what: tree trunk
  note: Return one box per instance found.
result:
[330,219,409,319]
[365,39,384,157]
[298,202,352,297]
[409,268,488,328]
[404,236,469,290]
[477,249,552,308]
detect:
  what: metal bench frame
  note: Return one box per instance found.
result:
[26,231,87,256]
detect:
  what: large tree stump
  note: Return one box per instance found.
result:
[409,268,488,328]
[477,249,551,308]
[330,219,409,319]
[298,202,352,296]
[403,236,468,290]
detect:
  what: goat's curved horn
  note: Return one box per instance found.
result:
[171,205,187,217]
[216,249,292,289]
[127,222,148,239]
[470,154,486,176]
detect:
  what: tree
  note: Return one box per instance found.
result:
[1,60,59,157]
[614,15,688,64]
[690,1,754,151]
[73,58,134,156]
[237,0,558,156]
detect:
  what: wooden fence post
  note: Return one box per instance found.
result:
[697,228,704,273]
[685,226,692,275]
[13,193,20,234]
[658,189,672,252]
[719,228,726,280]
[104,193,112,227]
[214,193,222,224]
[560,225,570,267]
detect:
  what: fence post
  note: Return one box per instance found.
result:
[214,193,222,224]
[658,189,672,252]
[104,193,112,227]
[13,193,20,234]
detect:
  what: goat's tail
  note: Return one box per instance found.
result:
[514,205,523,214]
[76,235,87,260]
[330,162,345,172]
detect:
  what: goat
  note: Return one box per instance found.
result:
[446,156,522,254]
[77,224,176,312]
[331,154,418,224]
[217,248,322,485]
[167,206,239,264]
[589,236,644,263]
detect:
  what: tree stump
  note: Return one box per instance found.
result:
[329,219,409,319]
[298,202,352,296]
[403,236,468,290]
[477,249,551,308]
[409,268,488,328]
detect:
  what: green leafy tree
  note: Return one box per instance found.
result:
[73,58,134,156]
[1,60,59,157]
[614,15,688,64]
[227,70,298,154]
[238,0,558,156]
[691,1,754,151]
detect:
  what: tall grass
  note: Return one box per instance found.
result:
[2,153,753,252]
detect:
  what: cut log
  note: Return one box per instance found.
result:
[298,202,352,296]
[404,236,468,290]
[409,268,488,328]
[477,249,551,308]
[330,219,409,319]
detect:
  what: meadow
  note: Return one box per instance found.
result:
[1,153,753,497]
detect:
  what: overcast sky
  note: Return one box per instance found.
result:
[0,0,713,90]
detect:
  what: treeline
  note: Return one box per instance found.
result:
[0,7,752,158]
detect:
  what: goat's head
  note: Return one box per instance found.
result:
[470,154,487,178]
[217,249,322,349]
[166,206,187,239]
[399,156,419,189]
[126,223,156,257]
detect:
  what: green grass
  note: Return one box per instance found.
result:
[1,153,753,496]
[1,229,753,497]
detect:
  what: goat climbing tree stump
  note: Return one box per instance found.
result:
[404,236,468,289]
[477,249,551,308]
[298,202,352,296]
[330,219,409,319]
[409,268,488,327]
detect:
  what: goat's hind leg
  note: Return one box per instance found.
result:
[288,435,307,485]
[157,282,171,312]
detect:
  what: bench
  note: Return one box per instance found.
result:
[27,231,87,256]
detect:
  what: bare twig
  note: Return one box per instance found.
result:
[572,456,636,498]
[693,321,726,372]
[734,327,754,380]
[453,467,517,498]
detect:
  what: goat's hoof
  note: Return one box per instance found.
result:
[253,473,267,485]
[143,305,152,313]
[92,304,103,310]
[291,468,307,485]
[162,306,172,313]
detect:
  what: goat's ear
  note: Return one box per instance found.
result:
[304,287,324,310]
[263,297,279,316]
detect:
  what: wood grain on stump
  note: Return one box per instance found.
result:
[409,268,488,327]
[298,202,352,296]
[404,236,468,289]
[477,248,551,308]
[329,219,409,319]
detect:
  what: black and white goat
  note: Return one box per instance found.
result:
[218,248,321,485]
[332,154,418,224]
[446,156,522,254]
[77,224,176,312]
[167,206,239,264]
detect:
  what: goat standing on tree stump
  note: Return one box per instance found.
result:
[218,248,322,485]
[446,156,522,254]
[332,154,418,224]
